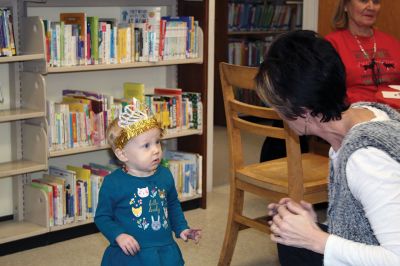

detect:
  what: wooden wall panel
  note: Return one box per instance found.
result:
[375,1,400,40]
[317,0,337,37]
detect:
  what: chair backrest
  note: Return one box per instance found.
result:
[219,62,305,200]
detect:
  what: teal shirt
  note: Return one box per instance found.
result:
[95,166,189,248]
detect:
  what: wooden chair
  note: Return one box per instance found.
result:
[218,62,329,265]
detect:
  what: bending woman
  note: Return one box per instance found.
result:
[255,30,400,266]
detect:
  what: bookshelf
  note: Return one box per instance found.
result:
[0,0,209,253]
[214,0,304,125]
[0,15,47,179]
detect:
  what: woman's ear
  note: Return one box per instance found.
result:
[115,148,128,162]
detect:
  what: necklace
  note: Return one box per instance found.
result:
[353,31,381,87]
[353,33,376,60]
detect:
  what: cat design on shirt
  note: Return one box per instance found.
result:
[132,206,142,217]
[137,187,149,198]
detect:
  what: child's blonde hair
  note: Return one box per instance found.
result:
[107,100,163,151]
[106,118,124,151]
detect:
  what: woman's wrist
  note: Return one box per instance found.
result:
[310,230,329,254]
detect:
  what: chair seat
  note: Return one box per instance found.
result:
[236,153,329,194]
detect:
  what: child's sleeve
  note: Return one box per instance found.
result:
[166,170,189,237]
[94,175,126,244]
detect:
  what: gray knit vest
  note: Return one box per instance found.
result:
[327,102,400,245]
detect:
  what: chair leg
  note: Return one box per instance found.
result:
[218,187,244,266]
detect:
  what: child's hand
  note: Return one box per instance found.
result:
[180,228,202,243]
[116,233,140,256]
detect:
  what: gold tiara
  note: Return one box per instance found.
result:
[114,99,162,149]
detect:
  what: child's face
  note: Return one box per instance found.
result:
[120,128,162,177]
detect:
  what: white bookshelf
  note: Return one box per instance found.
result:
[0,0,208,246]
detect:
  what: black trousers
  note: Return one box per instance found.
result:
[277,223,327,266]
[259,120,309,162]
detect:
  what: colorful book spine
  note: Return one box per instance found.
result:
[123,82,145,103]
[87,16,99,64]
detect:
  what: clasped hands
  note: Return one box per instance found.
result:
[268,198,328,254]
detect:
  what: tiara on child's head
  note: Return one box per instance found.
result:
[114,98,162,149]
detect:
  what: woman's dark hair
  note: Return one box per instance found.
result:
[255,30,349,122]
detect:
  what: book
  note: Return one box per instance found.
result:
[33,178,61,226]
[54,102,71,149]
[67,165,92,217]
[49,166,77,223]
[134,22,149,62]
[76,180,87,220]
[41,174,66,226]
[3,9,16,56]
[62,89,108,145]
[159,19,167,60]
[121,7,161,62]
[62,89,104,113]
[46,100,56,150]
[62,99,90,147]
[87,16,99,64]
[0,9,15,56]
[99,18,117,64]
[162,16,194,58]
[83,164,108,216]
[147,95,171,129]
[49,21,62,66]
[60,12,87,65]
[123,82,145,103]
[154,88,183,130]
[182,92,202,130]
[116,23,131,63]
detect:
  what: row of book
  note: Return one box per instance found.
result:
[124,83,203,131]
[47,87,203,151]
[146,89,203,132]
[164,151,202,197]
[43,7,200,67]
[47,89,115,150]
[121,8,200,61]
[228,1,303,32]
[228,36,273,66]
[27,151,202,227]
[0,8,16,56]
[29,163,112,226]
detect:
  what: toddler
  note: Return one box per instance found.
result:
[95,99,201,266]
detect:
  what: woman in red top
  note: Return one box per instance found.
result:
[325,0,400,108]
